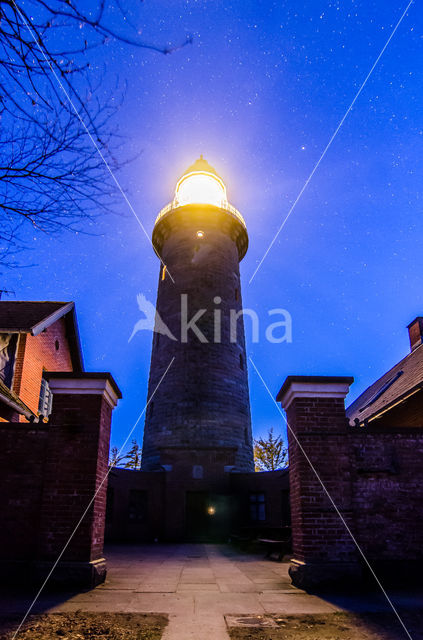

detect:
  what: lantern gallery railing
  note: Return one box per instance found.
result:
[155,199,247,229]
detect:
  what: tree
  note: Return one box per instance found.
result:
[109,445,126,468]
[254,428,288,472]
[109,438,142,470]
[0,1,191,267]
[123,439,142,470]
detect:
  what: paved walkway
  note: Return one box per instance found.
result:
[3,544,423,639]
[102,543,335,639]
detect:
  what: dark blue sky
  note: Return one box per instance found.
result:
[5,0,422,449]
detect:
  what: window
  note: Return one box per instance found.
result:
[128,490,148,523]
[249,492,266,522]
[192,465,203,479]
[55,339,60,351]
[0,333,17,388]
[161,265,166,281]
[239,353,244,370]
[235,288,239,301]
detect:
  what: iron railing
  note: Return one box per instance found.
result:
[155,199,246,228]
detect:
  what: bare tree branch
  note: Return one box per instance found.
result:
[0,0,192,268]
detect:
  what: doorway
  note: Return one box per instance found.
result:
[185,491,231,542]
[185,491,210,541]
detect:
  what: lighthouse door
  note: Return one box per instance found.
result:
[185,491,210,542]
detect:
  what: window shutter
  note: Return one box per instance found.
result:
[38,378,53,419]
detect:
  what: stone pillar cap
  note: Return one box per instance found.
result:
[277,375,354,410]
[44,372,122,408]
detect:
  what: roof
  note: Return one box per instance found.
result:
[0,301,84,371]
[346,342,423,424]
[0,378,35,419]
[0,301,72,334]
[181,155,220,178]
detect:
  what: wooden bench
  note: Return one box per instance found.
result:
[257,537,290,562]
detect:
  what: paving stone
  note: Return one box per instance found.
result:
[65,589,134,603]
[218,583,260,593]
[194,592,265,615]
[163,614,229,640]
[135,584,177,593]
[253,581,293,591]
[127,593,194,615]
[258,593,339,614]
[177,583,220,592]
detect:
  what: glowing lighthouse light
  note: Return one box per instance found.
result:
[175,171,227,208]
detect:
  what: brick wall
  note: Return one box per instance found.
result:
[279,376,423,588]
[12,318,73,417]
[351,429,423,562]
[0,423,48,563]
[38,389,112,564]
[0,373,120,587]
[105,468,166,542]
[106,465,291,543]
[285,397,357,566]
[230,469,290,530]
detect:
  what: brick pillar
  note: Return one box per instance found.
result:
[37,372,121,587]
[277,375,360,589]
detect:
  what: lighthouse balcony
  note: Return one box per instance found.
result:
[155,199,247,230]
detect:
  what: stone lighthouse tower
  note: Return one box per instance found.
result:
[141,156,254,479]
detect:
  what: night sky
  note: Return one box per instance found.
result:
[4,0,422,451]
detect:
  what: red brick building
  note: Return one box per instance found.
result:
[0,301,83,421]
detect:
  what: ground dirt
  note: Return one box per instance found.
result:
[0,613,167,640]
[227,611,423,640]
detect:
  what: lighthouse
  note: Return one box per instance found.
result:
[141,156,254,478]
